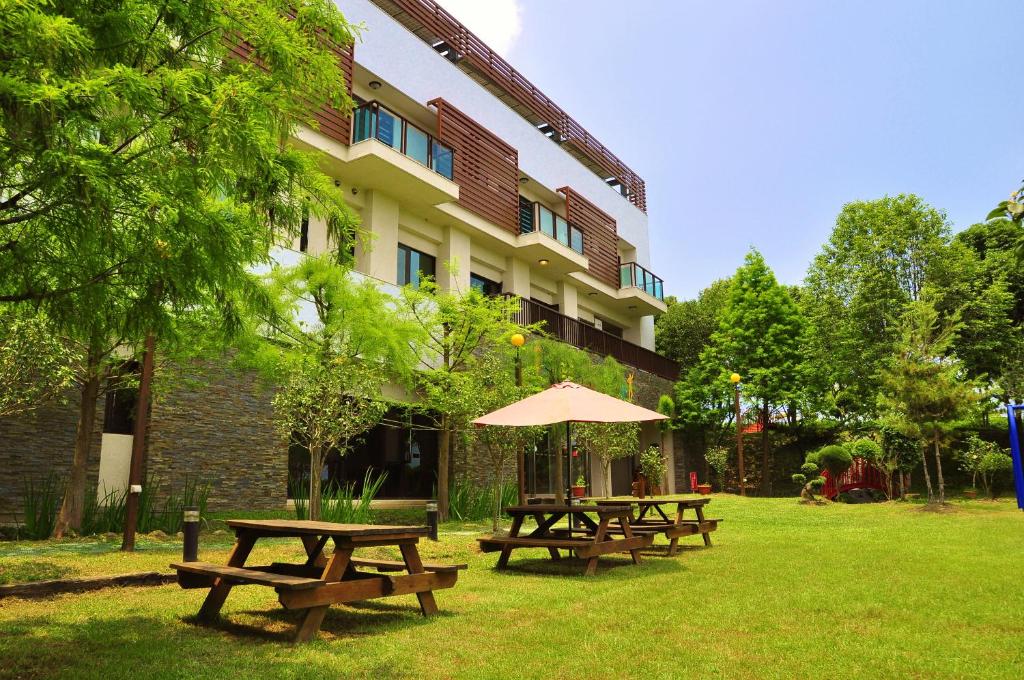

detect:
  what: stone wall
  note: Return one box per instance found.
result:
[0,391,105,524]
[146,360,286,511]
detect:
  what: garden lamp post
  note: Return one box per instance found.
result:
[730,372,745,497]
[510,333,526,504]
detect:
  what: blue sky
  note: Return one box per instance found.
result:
[439,0,1024,299]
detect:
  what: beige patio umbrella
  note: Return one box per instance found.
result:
[473,381,668,501]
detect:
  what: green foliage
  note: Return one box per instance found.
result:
[576,421,641,493]
[20,475,63,540]
[447,480,518,522]
[638,445,666,488]
[878,293,984,502]
[655,278,732,367]
[792,454,826,500]
[802,195,954,421]
[290,470,387,524]
[986,181,1024,262]
[0,307,73,417]
[816,445,853,482]
[705,446,730,491]
[80,476,210,535]
[977,451,1014,499]
[849,438,883,462]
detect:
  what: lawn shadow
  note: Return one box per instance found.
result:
[486,552,683,578]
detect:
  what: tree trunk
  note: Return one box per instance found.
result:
[933,434,945,504]
[760,400,770,496]
[309,442,324,521]
[492,465,503,533]
[553,424,565,503]
[54,356,102,538]
[919,447,934,503]
[602,459,612,498]
[898,470,906,500]
[437,416,450,521]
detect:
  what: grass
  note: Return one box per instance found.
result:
[1,495,1022,679]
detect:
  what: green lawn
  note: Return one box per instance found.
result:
[1,496,1022,679]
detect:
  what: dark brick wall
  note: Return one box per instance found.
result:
[146,360,286,511]
[0,391,104,524]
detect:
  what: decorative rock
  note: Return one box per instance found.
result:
[147,530,168,539]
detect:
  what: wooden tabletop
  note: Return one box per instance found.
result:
[226,519,430,537]
[583,497,711,507]
[504,504,629,515]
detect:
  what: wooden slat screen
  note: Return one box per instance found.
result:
[428,98,519,234]
[559,187,618,288]
[372,0,646,212]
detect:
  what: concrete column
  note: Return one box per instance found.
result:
[502,256,531,297]
[557,280,578,319]
[639,316,656,351]
[357,190,399,284]
[623,322,643,346]
[438,225,471,293]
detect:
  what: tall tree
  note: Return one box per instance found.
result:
[401,279,527,521]
[0,307,73,417]
[252,255,422,520]
[0,0,359,535]
[878,294,982,504]
[698,249,804,494]
[655,278,732,368]
[986,181,1024,261]
[802,195,953,421]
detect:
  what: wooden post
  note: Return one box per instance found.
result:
[121,333,156,552]
[735,384,745,497]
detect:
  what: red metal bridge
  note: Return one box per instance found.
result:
[821,457,889,500]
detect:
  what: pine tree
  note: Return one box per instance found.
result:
[699,249,804,494]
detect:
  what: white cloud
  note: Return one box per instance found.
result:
[437,0,523,57]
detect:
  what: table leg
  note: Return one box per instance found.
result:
[667,503,686,556]
[197,532,256,622]
[533,513,560,560]
[294,545,352,642]
[696,505,712,547]
[621,517,642,565]
[497,514,524,569]
[399,543,438,616]
[301,535,329,568]
[584,517,610,576]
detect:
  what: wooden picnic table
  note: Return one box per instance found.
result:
[170,519,464,642]
[584,497,721,555]
[478,504,654,576]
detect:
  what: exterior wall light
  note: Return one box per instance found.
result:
[519,176,529,184]
[368,80,382,90]
[538,259,549,266]
[510,333,525,348]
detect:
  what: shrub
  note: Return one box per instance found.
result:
[639,445,666,489]
[448,479,517,522]
[816,445,853,485]
[291,470,387,524]
[705,446,729,491]
[792,457,826,501]
[849,438,883,462]
[978,451,1014,499]
[20,474,63,539]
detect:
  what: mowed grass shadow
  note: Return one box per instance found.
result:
[483,552,680,578]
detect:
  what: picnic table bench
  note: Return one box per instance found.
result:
[478,504,654,576]
[170,519,464,642]
[586,498,721,555]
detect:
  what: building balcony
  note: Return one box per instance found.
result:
[510,296,679,381]
[515,198,587,275]
[620,262,664,301]
[353,101,454,179]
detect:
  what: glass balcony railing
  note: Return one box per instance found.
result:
[620,262,664,301]
[352,101,454,180]
[518,199,584,255]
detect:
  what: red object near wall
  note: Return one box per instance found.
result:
[821,457,889,499]
[689,471,698,492]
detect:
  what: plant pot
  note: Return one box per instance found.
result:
[571,485,586,498]
[650,484,662,496]
[697,483,712,495]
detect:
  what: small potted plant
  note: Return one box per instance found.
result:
[571,475,587,498]
[697,482,712,495]
[639,445,666,497]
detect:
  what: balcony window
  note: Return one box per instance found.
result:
[555,215,569,245]
[570,225,583,254]
[524,201,584,255]
[619,262,664,301]
[352,101,454,180]
[397,243,436,289]
[538,205,555,238]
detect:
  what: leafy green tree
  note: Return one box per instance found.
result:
[698,249,804,494]
[791,451,826,501]
[401,278,527,520]
[0,307,73,417]
[878,295,983,504]
[575,421,641,497]
[803,195,953,421]
[655,278,732,368]
[0,0,359,535]
[254,255,422,520]
[951,220,1024,405]
[985,181,1024,261]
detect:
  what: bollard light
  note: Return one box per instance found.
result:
[425,500,439,541]
[182,506,200,562]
